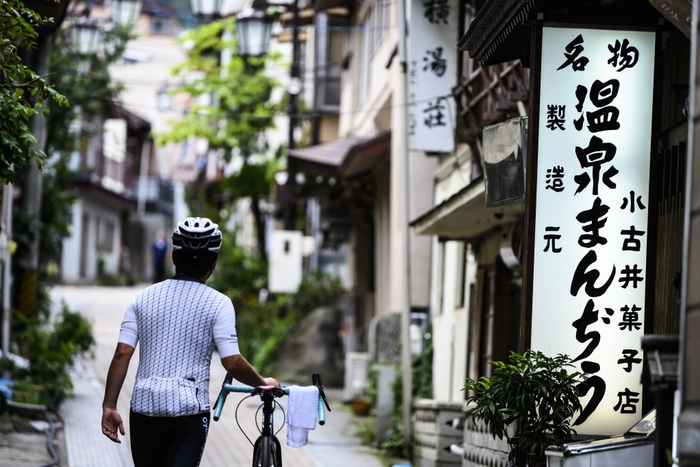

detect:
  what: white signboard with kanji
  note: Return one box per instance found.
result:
[408,0,458,153]
[531,25,656,436]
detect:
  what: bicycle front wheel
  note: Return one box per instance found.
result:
[271,435,283,467]
[253,436,273,467]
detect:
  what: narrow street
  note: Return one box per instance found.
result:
[51,284,385,467]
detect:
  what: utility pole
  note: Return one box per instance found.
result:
[1,178,13,369]
[283,0,300,230]
[393,0,413,453]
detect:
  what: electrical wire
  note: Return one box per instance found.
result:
[51,77,454,122]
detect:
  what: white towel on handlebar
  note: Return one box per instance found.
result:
[286,385,319,448]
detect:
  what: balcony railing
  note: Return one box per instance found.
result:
[134,176,175,215]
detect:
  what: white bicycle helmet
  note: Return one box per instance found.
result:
[172,217,222,253]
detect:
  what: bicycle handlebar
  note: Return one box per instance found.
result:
[213,373,330,425]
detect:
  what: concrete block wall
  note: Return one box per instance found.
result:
[413,399,463,467]
[462,414,510,467]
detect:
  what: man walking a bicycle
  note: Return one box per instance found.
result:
[101,216,279,467]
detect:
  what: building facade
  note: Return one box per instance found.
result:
[60,1,183,283]
[410,0,692,465]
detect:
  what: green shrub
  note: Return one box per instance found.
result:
[289,269,344,313]
[463,350,587,465]
[13,303,95,406]
[355,416,376,445]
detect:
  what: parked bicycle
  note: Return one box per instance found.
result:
[213,372,331,467]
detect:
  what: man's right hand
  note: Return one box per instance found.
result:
[263,377,280,388]
[101,407,125,443]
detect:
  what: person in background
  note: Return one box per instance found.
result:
[151,229,169,283]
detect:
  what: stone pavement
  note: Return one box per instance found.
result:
[50,284,393,467]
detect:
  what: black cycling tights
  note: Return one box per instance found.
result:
[130,410,210,467]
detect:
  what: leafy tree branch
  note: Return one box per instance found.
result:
[156,17,286,259]
[0,0,68,183]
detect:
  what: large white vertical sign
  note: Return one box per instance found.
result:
[408,0,458,153]
[531,25,656,436]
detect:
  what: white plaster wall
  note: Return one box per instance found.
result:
[454,247,476,398]
[435,144,474,204]
[410,150,439,307]
[433,241,459,401]
[61,200,84,282]
[432,240,476,402]
[61,197,123,283]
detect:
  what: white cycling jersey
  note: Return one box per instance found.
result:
[118,277,240,417]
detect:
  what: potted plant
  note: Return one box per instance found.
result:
[463,350,587,467]
[350,394,373,416]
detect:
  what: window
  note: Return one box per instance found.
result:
[357,0,390,105]
[368,0,389,53]
[151,18,172,35]
[315,14,348,111]
[97,218,115,252]
[358,15,371,105]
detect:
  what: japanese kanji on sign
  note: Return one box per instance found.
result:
[408,0,458,153]
[531,24,657,436]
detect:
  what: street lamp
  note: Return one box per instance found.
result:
[236,0,301,229]
[189,0,224,20]
[235,9,273,58]
[69,16,103,56]
[67,16,103,74]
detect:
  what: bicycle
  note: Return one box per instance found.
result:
[213,373,332,467]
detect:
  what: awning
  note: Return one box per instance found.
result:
[460,0,661,66]
[339,131,391,177]
[648,0,691,37]
[72,177,137,213]
[287,131,391,177]
[458,0,536,66]
[286,131,391,198]
[288,135,369,168]
[411,177,523,240]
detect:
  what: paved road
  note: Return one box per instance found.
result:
[52,284,387,467]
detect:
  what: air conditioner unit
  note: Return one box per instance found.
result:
[268,230,303,293]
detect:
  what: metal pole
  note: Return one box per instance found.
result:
[289,0,299,152]
[283,0,300,231]
[395,0,413,453]
[1,175,14,363]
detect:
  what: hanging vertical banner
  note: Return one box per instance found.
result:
[408,0,458,153]
[530,24,656,436]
